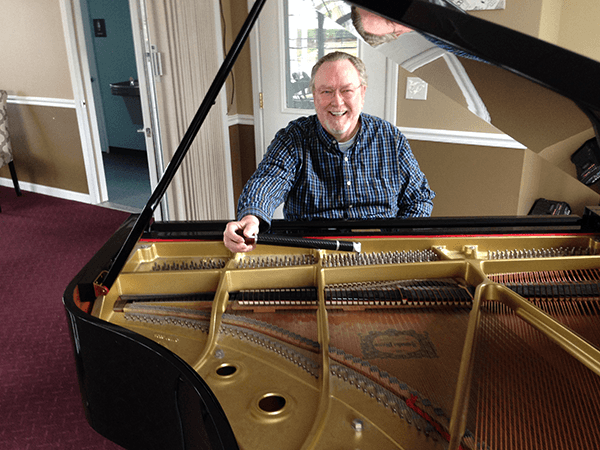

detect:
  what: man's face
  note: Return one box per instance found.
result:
[313,59,366,142]
[359,9,413,37]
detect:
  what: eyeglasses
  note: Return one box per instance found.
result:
[315,85,363,100]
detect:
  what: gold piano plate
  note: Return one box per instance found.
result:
[122,241,231,273]
[86,233,600,449]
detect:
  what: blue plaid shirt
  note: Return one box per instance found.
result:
[237,113,434,225]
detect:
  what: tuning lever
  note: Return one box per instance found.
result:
[249,234,361,252]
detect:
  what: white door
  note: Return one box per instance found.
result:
[252,0,398,163]
[129,0,167,219]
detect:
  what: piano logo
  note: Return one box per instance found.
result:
[154,333,180,344]
[359,329,438,359]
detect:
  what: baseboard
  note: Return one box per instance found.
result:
[0,177,92,203]
[228,114,254,127]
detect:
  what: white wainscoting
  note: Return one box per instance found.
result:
[0,177,92,203]
[2,95,93,203]
[227,113,525,149]
[401,127,526,149]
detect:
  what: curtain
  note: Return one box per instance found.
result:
[146,0,233,220]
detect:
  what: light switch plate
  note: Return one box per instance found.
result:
[406,77,428,100]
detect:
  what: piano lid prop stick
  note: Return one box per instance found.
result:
[249,234,361,253]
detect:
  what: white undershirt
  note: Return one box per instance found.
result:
[338,134,357,152]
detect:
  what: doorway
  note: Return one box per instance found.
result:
[81,0,152,212]
[253,0,398,160]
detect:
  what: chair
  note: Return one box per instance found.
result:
[0,90,22,213]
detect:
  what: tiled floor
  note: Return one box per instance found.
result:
[101,147,151,212]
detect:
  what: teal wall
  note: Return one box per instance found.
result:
[87,0,145,151]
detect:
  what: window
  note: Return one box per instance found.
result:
[284,0,358,110]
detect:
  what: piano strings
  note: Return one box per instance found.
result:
[487,246,593,260]
[470,300,600,450]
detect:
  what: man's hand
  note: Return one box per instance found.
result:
[223,214,261,252]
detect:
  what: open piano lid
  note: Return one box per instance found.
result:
[99,0,600,292]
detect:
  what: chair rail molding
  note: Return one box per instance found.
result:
[6,95,77,109]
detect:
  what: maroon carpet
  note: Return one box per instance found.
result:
[0,186,128,449]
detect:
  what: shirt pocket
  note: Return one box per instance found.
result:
[354,176,400,213]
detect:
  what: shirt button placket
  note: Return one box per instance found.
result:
[343,154,352,217]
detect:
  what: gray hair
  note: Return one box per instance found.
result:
[310,51,368,93]
[351,6,399,47]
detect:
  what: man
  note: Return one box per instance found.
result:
[223,51,434,253]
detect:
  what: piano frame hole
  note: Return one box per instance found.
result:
[216,364,237,377]
[258,393,287,414]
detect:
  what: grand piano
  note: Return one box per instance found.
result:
[64,1,600,449]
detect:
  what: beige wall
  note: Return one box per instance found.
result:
[412,141,524,217]
[557,1,600,62]
[469,0,600,62]
[221,0,256,208]
[397,63,499,134]
[0,0,88,194]
[222,0,255,116]
[457,58,590,153]
[538,0,562,44]
[468,0,545,38]
[1,104,88,193]
[0,1,73,99]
